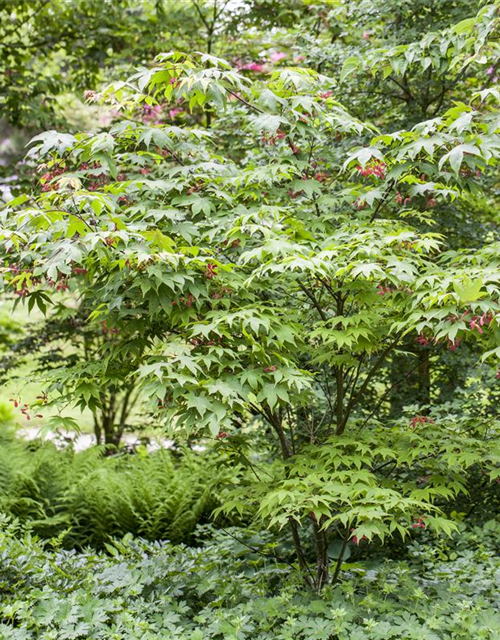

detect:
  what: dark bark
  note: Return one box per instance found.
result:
[92,385,137,447]
[417,349,431,407]
[312,517,329,592]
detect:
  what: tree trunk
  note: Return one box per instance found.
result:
[312,517,329,592]
[93,414,102,445]
[417,349,431,407]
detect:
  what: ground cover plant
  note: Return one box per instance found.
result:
[0,516,500,639]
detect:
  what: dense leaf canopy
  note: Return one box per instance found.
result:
[1,0,500,591]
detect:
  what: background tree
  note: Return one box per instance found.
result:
[3,300,141,446]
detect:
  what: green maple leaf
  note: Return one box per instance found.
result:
[453,275,483,302]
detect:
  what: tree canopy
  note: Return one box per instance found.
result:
[1,0,500,591]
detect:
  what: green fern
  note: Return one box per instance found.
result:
[0,434,241,547]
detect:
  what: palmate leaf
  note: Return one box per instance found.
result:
[2,28,500,583]
[453,275,484,302]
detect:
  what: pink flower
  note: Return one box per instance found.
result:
[84,90,98,102]
[354,197,367,211]
[168,108,183,119]
[205,263,217,280]
[314,171,328,182]
[467,312,493,334]
[416,335,430,347]
[142,104,163,124]
[239,62,265,72]
[377,285,393,296]
[487,66,496,76]
[270,51,287,63]
[362,31,370,40]
[410,416,434,428]
[294,54,305,63]
[410,416,434,429]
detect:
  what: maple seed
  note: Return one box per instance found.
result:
[410,416,434,428]
[205,263,218,279]
[350,528,368,545]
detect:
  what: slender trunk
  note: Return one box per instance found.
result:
[418,349,431,408]
[312,517,329,592]
[205,20,214,128]
[103,413,116,446]
[289,519,314,589]
[335,365,344,432]
[267,409,317,590]
[334,293,345,435]
[93,413,102,445]
[389,353,404,417]
[331,536,349,585]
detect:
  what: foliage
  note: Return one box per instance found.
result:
[0,0,299,130]
[2,0,500,592]
[2,2,500,590]
[0,399,15,425]
[3,301,142,445]
[0,517,499,639]
[0,0,191,129]
[0,434,239,548]
[223,417,500,534]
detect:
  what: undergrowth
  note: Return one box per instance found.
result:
[0,432,238,547]
[0,517,499,639]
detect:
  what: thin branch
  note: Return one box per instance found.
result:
[218,526,299,572]
[331,534,349,585]
[356,360,421,432]
[370,179,396,222]
[388,74,414,102]
[225,88,265,113]
[0,0,52,46]
[338,332,403,434]
[190,0,210,30]
[297,281,328,321]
